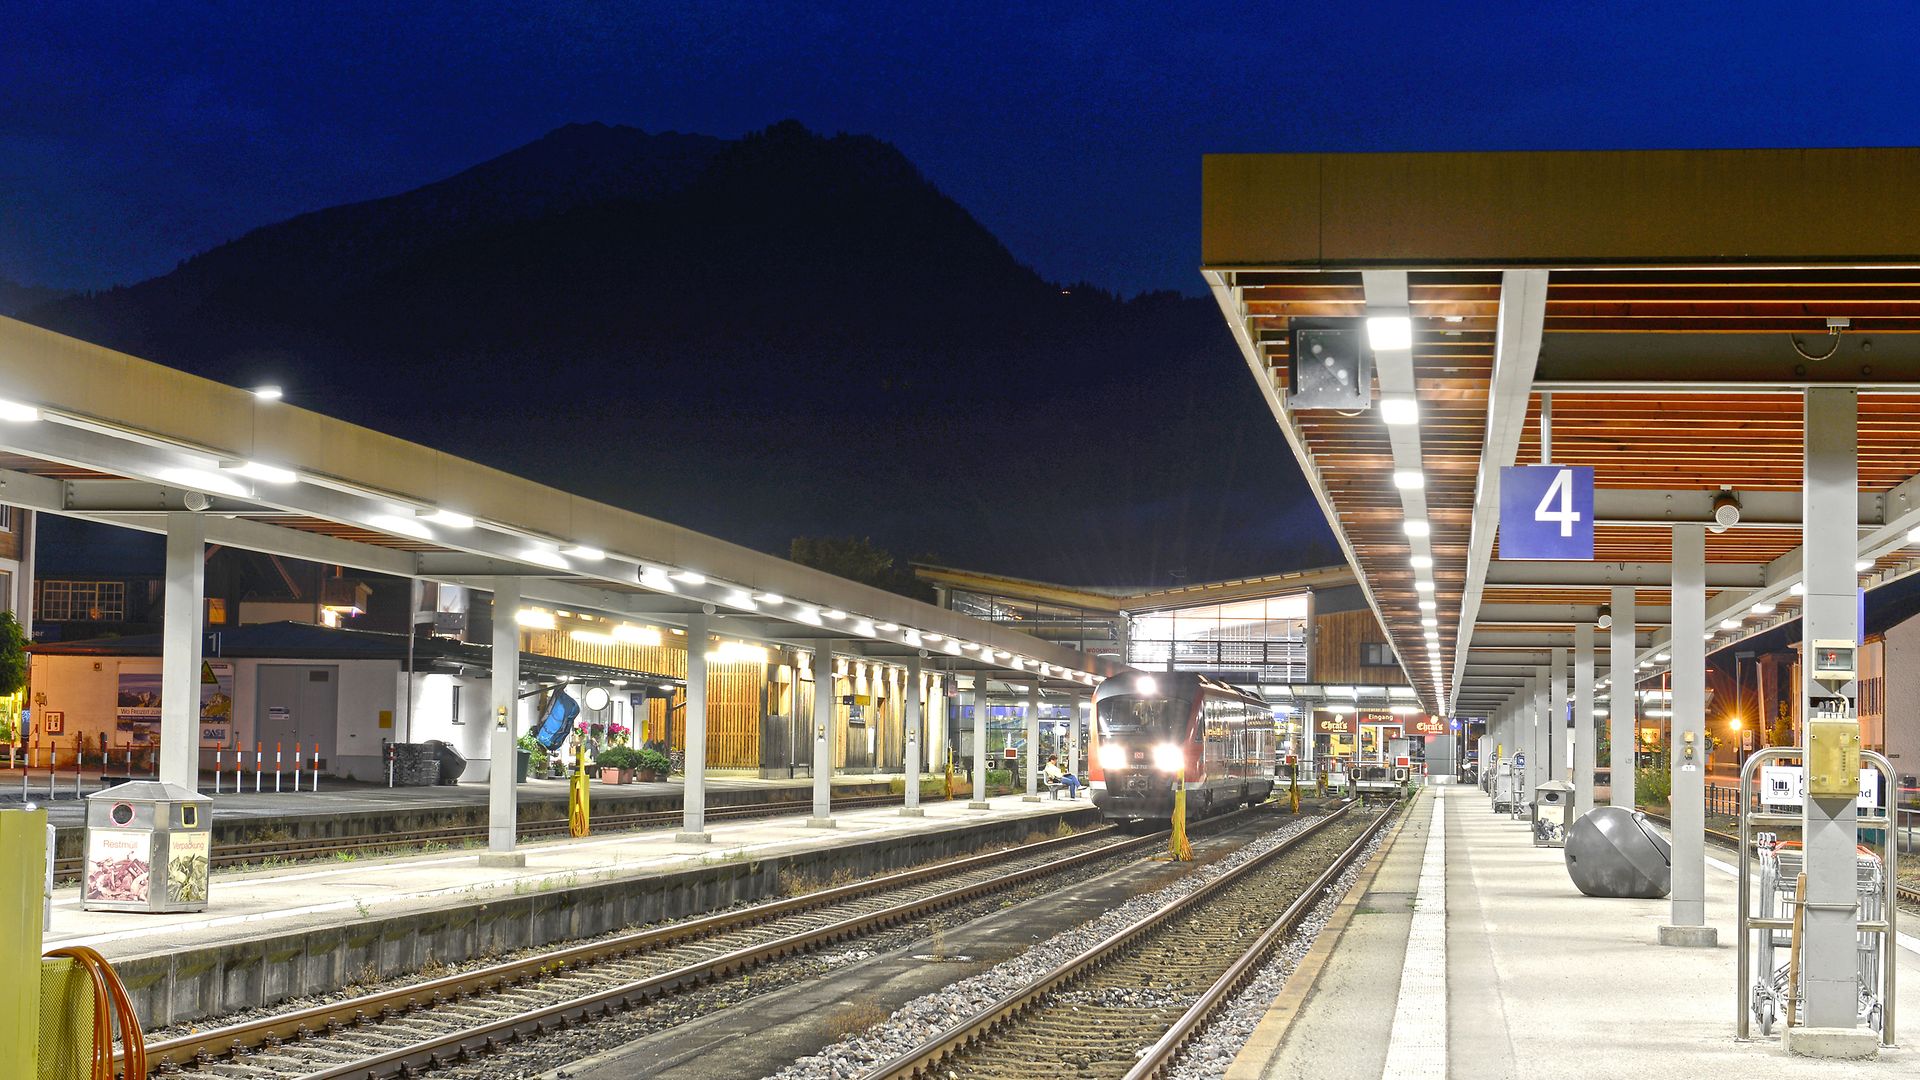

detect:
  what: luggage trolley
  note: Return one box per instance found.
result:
[1737,746,1897,1044]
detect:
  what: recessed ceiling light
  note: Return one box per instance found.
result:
[671,570,707,585]
[1410,555,1433,570]
[1414,580,1436,593]
[419,508,475,528]
[561,545,605,560]
[1367,315,1413,351]
[1380,397,1420,425]
[1720,618,1741,630]
[1419,599,1437,611]
[1750,602,1775,615]
[222,460,297,484]
[1393,470,1425,490]
[1403,520,1431,538]
[0,398,42,422]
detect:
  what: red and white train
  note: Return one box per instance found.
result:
[1088,671,1276,821]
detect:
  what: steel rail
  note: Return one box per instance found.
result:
[859,800,1377,1080]
[1122,808,1394,1079]
[145,807,1273,1076]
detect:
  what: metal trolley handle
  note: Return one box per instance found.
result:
[1735,746,1898,1044]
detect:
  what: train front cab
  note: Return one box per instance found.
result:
[1087,673,1276,822]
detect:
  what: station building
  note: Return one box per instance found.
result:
[915,562,1452,768]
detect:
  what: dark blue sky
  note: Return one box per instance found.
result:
[8,2,1920,295]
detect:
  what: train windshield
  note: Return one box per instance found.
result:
[1097,693,1193,736]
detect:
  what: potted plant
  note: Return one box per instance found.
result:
[514,733,543,782]
[634,746,672,782]
[596,745,643,784]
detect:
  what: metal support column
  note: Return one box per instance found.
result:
[1068,692,1082,780]
[1801,387,1862,1026]
[1532,672,1548,800]
[1661,523,1711,943]
[1574,625,1595,817]
[1610,587,1637,808]
[968,674,992,809]
[677,609,711,843]
[159,512,206,788]
[483,578,524,866]
[929,672,947,777]
[1549,647,1567,781]
[1024,681,1042,801]
[808,642,837,827]
[901,652,924,816]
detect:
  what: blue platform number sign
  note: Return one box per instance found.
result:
[1499,464,1594,560]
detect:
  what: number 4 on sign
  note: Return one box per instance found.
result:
[1536,467,1581,537]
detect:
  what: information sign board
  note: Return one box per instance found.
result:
[1498,465,1595,560]
[1758,765,1880,810]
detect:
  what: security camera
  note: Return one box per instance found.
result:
[182,491,213,512]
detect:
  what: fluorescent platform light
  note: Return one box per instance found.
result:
[1656,652,1671,662]
[519,547,570,570]
[1720,618,1741,630]
[1367,315,1413,351]
[1421,617,1438,627]
[1856,559,1874,573]
[722,589,757,610]
[824,609,848,620]
[671,570,707,585]
[1414,580,1436,593]
[877,622,899,631]
[1393,470,1426,490]
[1750,602,1775,615]
[561,545,605,560]
[0,398,42,422]
[641,567,676,592]
[252,385,283,401]
[419,508,474,529]
[514,608,556,630]
[223,460,296,484]
[1380,397,1420,425]
[1403,520,1431,538]
[754,593,785,604]
[366,513,433,540]
[1789,582,1806,595]
[1410,555,1433,570]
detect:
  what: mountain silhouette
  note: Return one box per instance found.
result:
[0,277,65,317]
[24,121,1330,585]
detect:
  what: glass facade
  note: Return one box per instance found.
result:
[1126,595,1308,682]
[948,588,1122,656]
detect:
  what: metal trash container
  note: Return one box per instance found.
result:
[1532,779,1575,847]
[425,740,468,785]
[82,780,212,912]
[1563,805,1670,898]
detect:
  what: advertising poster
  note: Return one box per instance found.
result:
[117,662,234,746]
[84,829,154,904]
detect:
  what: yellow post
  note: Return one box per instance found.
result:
[2,807,46,1080]
[1170,766,1193,861]
[945,749,955,801]
[568,733,590,838]
[1289,761,1300,813]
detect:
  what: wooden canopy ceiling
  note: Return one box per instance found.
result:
[1204,148,1920,716]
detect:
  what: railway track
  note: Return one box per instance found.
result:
[1643,811,1920,909]
[52,792,932,879]
[861,798,1394,1080]
[137,806,1275,1078]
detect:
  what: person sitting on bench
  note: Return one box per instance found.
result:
[1044,755,1080,799]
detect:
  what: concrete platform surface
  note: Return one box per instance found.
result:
[1233,784,1919,1079]
[48,789,1064,962]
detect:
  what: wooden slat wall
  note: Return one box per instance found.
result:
[527,628,764,767]
[1313,609,1409,685]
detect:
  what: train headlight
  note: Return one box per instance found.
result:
[1151,742,1185,772]
[1098,744,1127,771]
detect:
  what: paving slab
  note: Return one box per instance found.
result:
[1234,784,1920,1079]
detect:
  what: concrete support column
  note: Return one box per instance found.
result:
[483,578,523,865]
[1023,681,1041,801]
[929,673,947,777]
[159,513,206,789]
[1531,672,1547,802]
[1549,648,1567,781]
[1661,523,1711,943]
[1573,624,1596,817]
[1800,387,1863,1028]
[901,653,924,816]
[677,610,711,843]
[808,642,837,827]
[968,674,991,809]
[1610,587,1637,808]
[1068,693,1082,779]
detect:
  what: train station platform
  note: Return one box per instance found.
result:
[1231,785,1920,1080]
[48,790,1095,1028]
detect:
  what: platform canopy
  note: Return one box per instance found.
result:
[1203,147,1920,715]
[0,317,1122,689]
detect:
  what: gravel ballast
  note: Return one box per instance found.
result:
[765,808,1380,1080]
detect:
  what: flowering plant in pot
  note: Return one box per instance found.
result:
[595,745,643,784]
[605,722,632,746]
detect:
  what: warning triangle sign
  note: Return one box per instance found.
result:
[201,660,219,685]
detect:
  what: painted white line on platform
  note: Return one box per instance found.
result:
[1382,792,1447,1080]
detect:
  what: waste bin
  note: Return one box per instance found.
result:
[425,740,468,785]
[82,780,213,913]
[1532,779,1575,848]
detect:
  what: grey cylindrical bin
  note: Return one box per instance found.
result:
[1563,805,1671,898]
[82,780,213,913]
[1531,779,1575,847]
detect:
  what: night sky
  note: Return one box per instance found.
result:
[10,2,1920,295]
